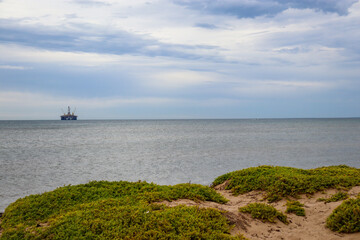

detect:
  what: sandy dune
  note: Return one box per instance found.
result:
[1,186,359,239]
[160,185,360,240]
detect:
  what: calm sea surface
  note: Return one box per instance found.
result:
[1,119,360,211]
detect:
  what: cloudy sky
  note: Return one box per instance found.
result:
[1,0,360,119]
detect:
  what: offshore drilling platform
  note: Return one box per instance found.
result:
[60,106,77,120]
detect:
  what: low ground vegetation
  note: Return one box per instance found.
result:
[239,203,288,224]
[317,192,349,203]
[1,165,359,239]
[285,200,305,216]
[0,181,243,239]
[326,197,360,233]
[212,165,360,202]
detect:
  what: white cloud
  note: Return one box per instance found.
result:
[0,65,32,70]
[0,44,119,66]
[232,79,335,97]
[0,43,176,68]
[149,70,218,89]
[1,0,359,67]
[0,91,177,108]
[0,0,359,118]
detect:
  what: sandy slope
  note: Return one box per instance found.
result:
[160,185,360,240]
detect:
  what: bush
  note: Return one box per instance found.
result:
[285,200,305,216]
[0,181,239,240]
[239,203,288,224]
[326,198,360,233]
[1,202,243,239]
[212,165,360,202]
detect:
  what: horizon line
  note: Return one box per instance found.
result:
[1,117,360,121]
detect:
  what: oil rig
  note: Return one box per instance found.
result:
[60,106,78,120]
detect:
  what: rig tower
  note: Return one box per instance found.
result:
[60,106,78,120]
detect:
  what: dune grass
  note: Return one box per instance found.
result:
[0,181,242,240]
[212,165,360,202]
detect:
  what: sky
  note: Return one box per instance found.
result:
[0,0,360,120]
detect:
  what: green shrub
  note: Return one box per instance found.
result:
[0,181,237,240]
[1,201,243,239]
[326,198,360,233]
[285,200,305,216]
[212,165,360,202]
[239,203,288,224]
[1,181,227,229]
[317,192,349,203]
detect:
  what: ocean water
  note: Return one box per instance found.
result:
[1,118,360,212]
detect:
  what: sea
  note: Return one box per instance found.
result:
[1,118,360,212]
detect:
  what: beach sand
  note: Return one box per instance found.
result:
[160,185,360,240]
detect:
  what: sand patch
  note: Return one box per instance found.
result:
[158,186,360,240]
